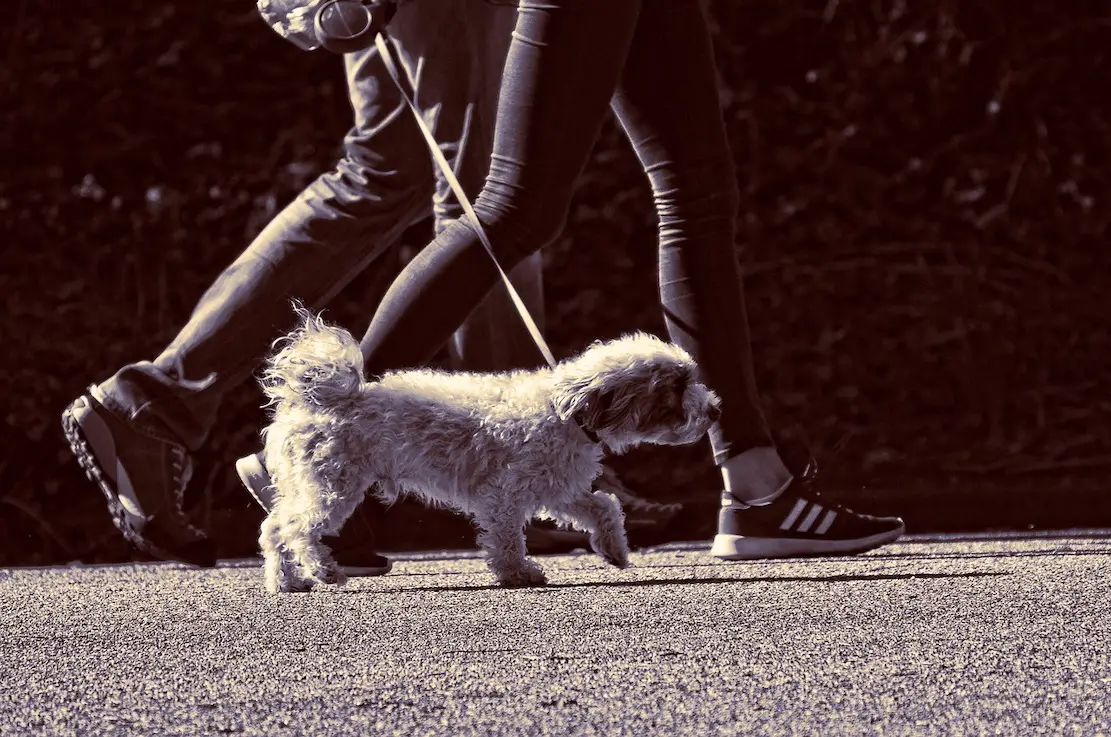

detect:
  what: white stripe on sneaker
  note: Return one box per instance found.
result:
[816,509,837,535]
[796,503,823,533]
[779,498,809,531]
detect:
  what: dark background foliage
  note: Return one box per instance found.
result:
[1,0,1108,565]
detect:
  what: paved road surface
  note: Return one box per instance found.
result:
[2,533,1109,736]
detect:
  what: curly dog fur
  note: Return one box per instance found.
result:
[257,307,721,592]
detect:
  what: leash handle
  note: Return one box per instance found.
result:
[373,33,559,370]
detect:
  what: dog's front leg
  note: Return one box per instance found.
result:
[549,491,631,569]
[260,513,315,593]
[286,529,347,588]
[474,511,547,588]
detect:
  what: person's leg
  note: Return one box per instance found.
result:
[359,0,645,374]
[63,26,440,564]
[420,1,677,554]
[448,252,546,372]
[609,0,902,557]
[401,0,550,374]
[97,52,436,452]
[606,0,789,500]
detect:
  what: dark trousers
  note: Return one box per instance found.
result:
[360,0,773,464]
[96,0,544,450]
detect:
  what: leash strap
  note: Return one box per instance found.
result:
[373,32,559,369]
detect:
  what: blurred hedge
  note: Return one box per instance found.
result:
[1,1,1108,565]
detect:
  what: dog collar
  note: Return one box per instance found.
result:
[574,419,603,447]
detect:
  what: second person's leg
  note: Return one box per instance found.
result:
[359,0,645,374]
[415,0,549,374]
[607,0,791,502]
[610,0,903,557]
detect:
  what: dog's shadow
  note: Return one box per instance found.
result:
[339,569,1010,595]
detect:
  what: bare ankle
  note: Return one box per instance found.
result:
[720,446,793,505]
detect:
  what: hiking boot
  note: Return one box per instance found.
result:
[710,461,904,560]
[62,385,217,566]
[236,452,393,576]
[524,522,591,555]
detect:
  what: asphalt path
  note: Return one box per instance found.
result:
[2,532,1109,736]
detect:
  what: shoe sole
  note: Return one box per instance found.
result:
[525,526,591,555]
[235,454,277,511]
[62,395,213,566]
[236,453,393,577]
[709,522,905,560]
[338,560,394,577]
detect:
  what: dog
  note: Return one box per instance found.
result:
[257,308,721,592]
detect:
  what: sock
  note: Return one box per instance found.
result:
[720,446,794,506]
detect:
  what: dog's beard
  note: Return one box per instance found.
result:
[591,382,720,453]
[644,420,714,447]
[600,409,715,452]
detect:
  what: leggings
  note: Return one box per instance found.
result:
[361,0,773,464]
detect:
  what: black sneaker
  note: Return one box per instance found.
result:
[710,463,904,560]
[62,385,216,566]
[236,452,393,576]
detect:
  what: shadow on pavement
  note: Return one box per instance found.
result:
[347,569,1010,595]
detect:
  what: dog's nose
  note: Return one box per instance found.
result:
[707,402,722,422]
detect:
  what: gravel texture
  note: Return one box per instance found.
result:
[2,534,1109,736]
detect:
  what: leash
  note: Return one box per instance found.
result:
[376,34,609,448]
[375,28,610,446]
[372,32,558,369]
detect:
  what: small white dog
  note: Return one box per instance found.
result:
[257,308,721,592]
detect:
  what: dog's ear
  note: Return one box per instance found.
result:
[551,369,615,430]
[552,369,645,432]
[595,381,638,428]
[636,371,686,428]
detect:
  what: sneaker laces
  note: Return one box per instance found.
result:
[792,456,892,523]
[788,456,850,514]
[167,444,205,536]
[725,455,826,510]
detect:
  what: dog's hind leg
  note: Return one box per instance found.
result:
[546,491,631,569]
[474,509,547,588]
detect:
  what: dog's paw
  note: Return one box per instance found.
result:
[265,573,316,594]
[318,565,348,587]
[592,532,631,569]
[601,550,631,569]
[287,577,316,593]
[495,561,548,588]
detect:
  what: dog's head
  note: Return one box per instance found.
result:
[550,332,721,454]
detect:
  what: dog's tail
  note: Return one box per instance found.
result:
[261,303,365,410]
